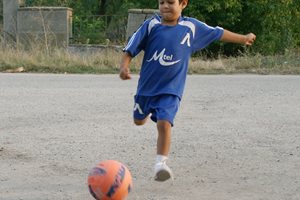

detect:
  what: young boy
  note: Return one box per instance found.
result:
[119,0,256,182]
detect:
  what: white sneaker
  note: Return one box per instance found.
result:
[154,161,173,182]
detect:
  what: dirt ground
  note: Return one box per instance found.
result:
[0,73,299,200]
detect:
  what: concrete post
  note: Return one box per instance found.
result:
[3,0,24,43]
[0,0,3,33]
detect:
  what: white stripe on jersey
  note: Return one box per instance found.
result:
[178,21,196,37]
[148,18,160,35]
[124,17,160,51]
[124,26,142,51]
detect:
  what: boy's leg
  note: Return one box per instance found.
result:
[156,120,171,156]
[154,121,173,182]
[134,118,148,126]
[152,95,179,181]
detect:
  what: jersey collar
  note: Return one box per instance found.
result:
[154,14,184,24]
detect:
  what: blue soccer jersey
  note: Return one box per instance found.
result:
[124,15,224,99]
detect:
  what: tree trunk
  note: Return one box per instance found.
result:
[99,0,106,15]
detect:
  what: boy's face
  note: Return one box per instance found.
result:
[158,0,188,25]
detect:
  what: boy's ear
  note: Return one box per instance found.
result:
[181,0,188,9]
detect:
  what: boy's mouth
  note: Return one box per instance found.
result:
[161,11,173,16]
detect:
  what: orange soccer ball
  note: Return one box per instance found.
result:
[88,160,133,200]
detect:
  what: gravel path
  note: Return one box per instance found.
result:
[0,73,299,200]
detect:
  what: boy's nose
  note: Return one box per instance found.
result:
[161,3,169,9]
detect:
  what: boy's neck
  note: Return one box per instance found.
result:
[161,17,181,26]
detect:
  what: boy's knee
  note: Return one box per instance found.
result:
[134,119,147,126]
[157,120,172,130]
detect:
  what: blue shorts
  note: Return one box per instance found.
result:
[133,94,180,126]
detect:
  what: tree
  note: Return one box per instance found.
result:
[185,0,300,55]
[239,0,300,54]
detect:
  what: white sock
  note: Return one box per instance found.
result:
[156,155,168,164]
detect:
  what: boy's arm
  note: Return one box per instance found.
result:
[220,30,256,46]
[119,52,132,80]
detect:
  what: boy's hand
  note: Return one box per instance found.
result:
[244,33,256,46]
[120,52,132,80]
[119,67,131,80]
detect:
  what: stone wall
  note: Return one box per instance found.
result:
[3,0,19,42]
[126,9,159,40]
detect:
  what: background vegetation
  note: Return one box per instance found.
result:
[20,0,300,56]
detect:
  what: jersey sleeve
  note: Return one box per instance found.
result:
[192,19,224,52]
[123,19,150,57]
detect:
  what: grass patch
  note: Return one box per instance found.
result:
[0,43,299,75]
[189,50,300,74]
